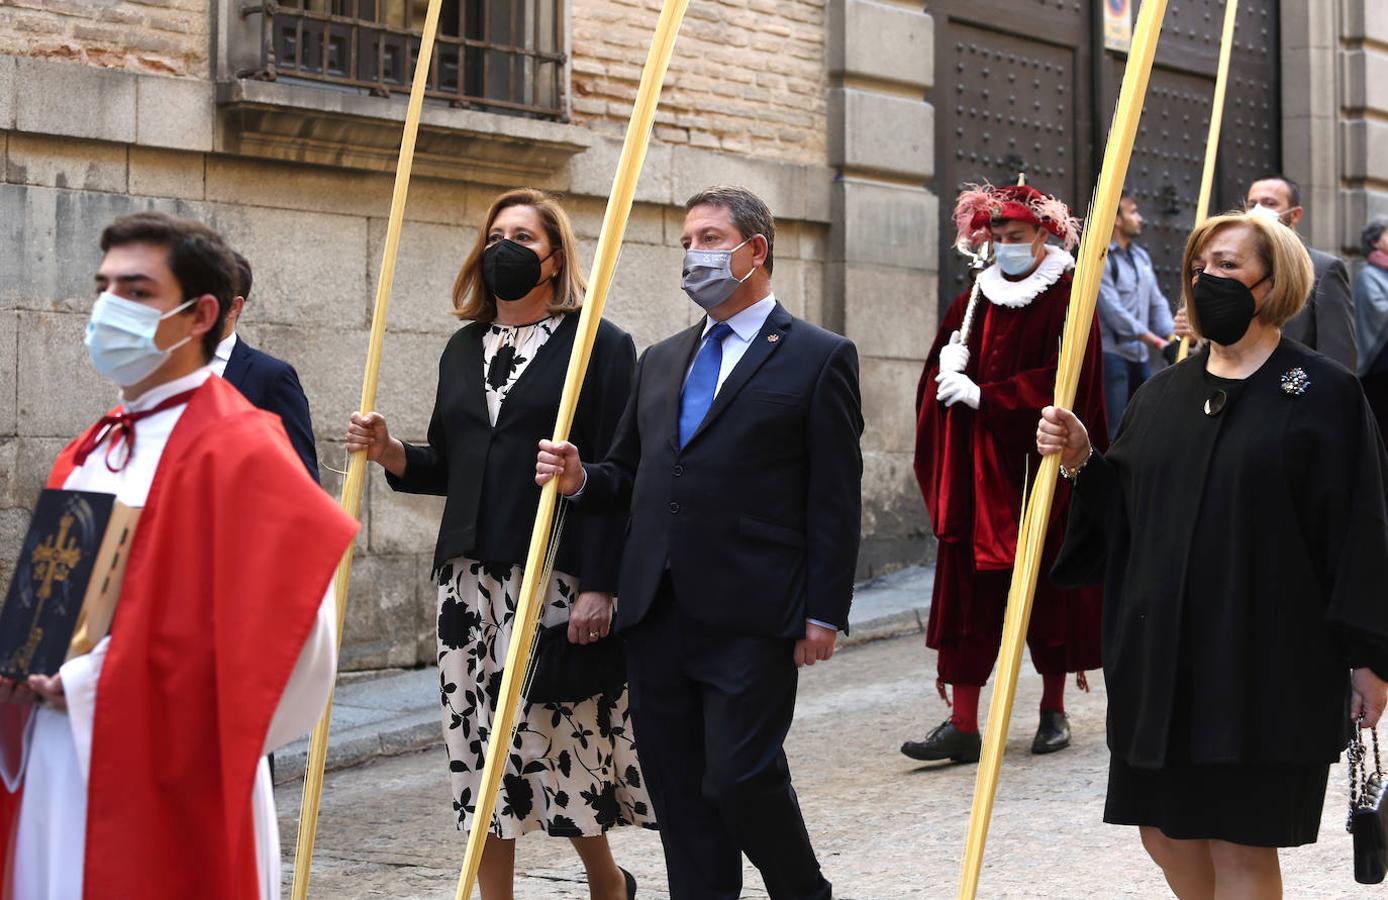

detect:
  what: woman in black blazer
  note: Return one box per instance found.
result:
[347,189,649,900]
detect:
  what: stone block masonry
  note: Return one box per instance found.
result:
[570,0,828,165]
[0,111,851,670]
[0,0,948,664]
[0,0,208,78]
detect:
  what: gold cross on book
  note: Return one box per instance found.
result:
[31,515,82,601]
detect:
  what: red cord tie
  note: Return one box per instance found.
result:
[71,388,199,473]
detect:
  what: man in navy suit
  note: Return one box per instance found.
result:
[214,253,320,481]
[538,187,863,900]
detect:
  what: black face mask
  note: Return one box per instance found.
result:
[1191,271,1267,346]
[482,239,553,302]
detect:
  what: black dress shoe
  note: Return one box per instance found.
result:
[1031,709,1071,754]
[621,867,637,899]
[900,718,982,763]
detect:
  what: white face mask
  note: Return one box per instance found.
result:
[994,242,1039,276]
[84,291,197,386]
[1247,203,1288,227]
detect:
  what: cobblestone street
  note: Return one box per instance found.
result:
[280,635,1372,899]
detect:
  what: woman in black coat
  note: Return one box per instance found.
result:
[1038,211,1388,897]
[347,189,650,900]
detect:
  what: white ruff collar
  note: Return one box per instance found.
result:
[977,244,1074,308]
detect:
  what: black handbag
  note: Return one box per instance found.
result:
[1348,719,1388,885]
[523,621,626,704]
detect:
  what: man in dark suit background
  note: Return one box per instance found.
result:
[1245,175,1357,370]
[538,186,863,900]
[214,253,320,481]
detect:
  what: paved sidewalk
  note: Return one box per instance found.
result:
[278,629,1377,898]
[275,565,934,784]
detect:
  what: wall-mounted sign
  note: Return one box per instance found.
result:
[1104,0,1133,52]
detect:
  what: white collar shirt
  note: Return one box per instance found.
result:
[210,332,238,379]
[67,367,214,507]
[687,293,777,394]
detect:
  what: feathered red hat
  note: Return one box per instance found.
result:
[952,182,1081,251]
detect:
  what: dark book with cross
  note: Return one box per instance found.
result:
[0,489,140,679]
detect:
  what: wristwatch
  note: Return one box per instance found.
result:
[1059,446,1093,483]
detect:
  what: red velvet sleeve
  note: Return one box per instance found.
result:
[913,290,974,540]
[975,300,1109,453]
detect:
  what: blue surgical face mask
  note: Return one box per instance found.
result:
[994,242,1040,276]
[85,291,198,386]
[681,236,758,311]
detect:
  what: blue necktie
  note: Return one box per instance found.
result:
[679,322,733,447]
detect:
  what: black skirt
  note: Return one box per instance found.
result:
[1104,754,1329,847]
[1104,671,1331,847]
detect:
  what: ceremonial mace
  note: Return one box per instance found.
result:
[953,236,990,344]
[289,1,446,896]
[1175,0,1239,363]
[452,2,691,896]
[955,0,1169,896]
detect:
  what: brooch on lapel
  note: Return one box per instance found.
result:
[767,334,780,343]
[1280,367,1311,397]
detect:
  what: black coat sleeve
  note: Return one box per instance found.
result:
[804,339,864,630]
[1318,389,1388,676]
[386,351,451,496]
[268,363,320,483]
[1051,390,1140,588]
[573,328,637,593]
[576,349,646,512]
[1051,451,1121,588]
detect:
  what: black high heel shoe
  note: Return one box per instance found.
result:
[620,867,637,899]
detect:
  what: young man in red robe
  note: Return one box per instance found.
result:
[901,184,1107,763]
[0,212,357,899]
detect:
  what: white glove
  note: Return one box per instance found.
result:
[936,371,981,409]
[938,331,970,374]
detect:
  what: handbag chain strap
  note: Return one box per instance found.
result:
[1348,713,1385,833]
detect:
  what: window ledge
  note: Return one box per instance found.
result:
[216,79,591,183]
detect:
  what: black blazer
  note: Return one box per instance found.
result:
[1284,247,1357,372]
[222,336,320,482]
[579,302,864,639]
[387,313,636,590]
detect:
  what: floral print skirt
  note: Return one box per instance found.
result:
[436,557,656,838]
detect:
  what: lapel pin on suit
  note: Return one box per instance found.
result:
[767,334,780,343]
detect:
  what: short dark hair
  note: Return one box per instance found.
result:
[1364,217,1388,257]
[1118,190,1137,214]
[685,185,776,276]
[99,212,236,361]
[1252,174,1301,208]
[233,251,253,301]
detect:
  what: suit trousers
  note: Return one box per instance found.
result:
[623,576,831,900]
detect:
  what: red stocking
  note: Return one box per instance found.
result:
[1041,672,1066,714]
[951,684,981,733]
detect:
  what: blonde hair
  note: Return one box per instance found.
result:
[1180,212,1314,335]
[451,188,587,321]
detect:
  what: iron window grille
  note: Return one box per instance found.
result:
[247,0,567,119]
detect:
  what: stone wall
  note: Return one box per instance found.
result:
[1281,0,1388,257]
[570,0,828,164]
[1338,2,1388,254]
[0,49,863,669]
[0,0,208,77]
[828,0,936,573]
[0,0,940,669]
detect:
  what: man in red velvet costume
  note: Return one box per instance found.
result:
[0,212,357,899]
[901,184,1107,764]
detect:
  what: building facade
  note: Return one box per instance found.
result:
[0,0,1381,669]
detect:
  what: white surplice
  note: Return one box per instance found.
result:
[0,368,339,900]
